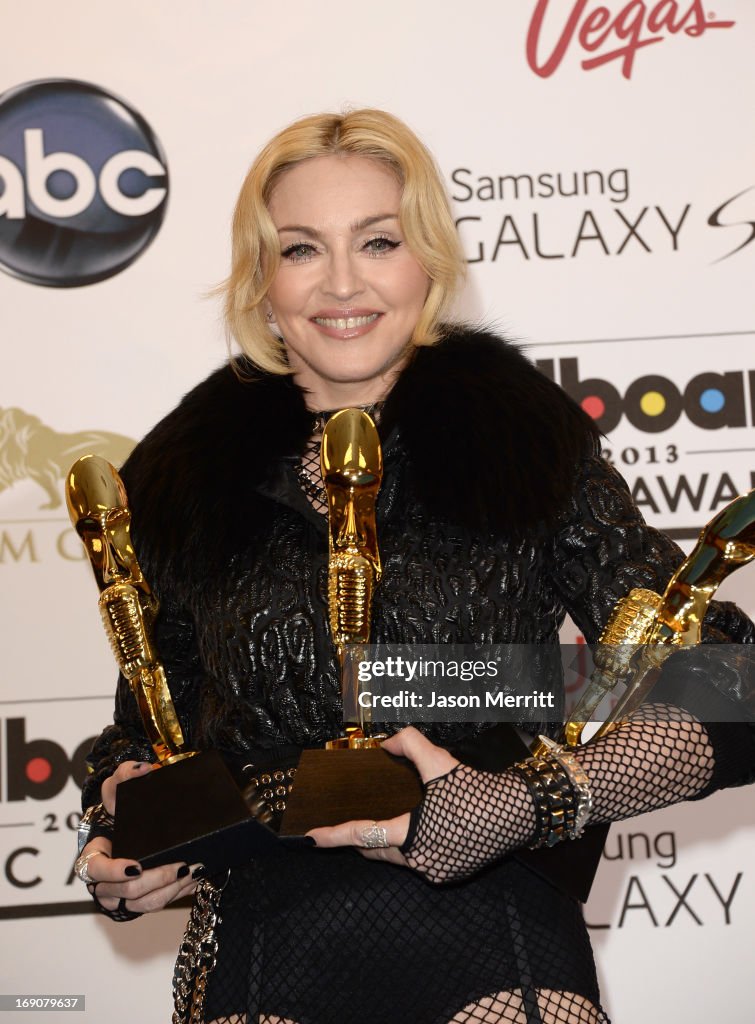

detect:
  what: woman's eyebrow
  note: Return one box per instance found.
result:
[350,213,399,231]
[276,213,399,236]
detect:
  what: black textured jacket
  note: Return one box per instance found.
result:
[82,328,755,807]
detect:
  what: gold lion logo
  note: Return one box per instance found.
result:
[0,408,136,510]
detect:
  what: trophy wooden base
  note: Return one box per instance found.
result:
[112,749,308,874]
[279,748,423,834]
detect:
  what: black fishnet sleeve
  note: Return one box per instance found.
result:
[81,599,204,810]
[400,762,537,883]
[402,454,755,885]
[401,703,721,885]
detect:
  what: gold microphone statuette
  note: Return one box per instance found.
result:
[320,409,384,749]
[543,487,755,754]
[66,454,192,766]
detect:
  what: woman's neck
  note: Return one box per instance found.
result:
[299,381,389,413]
[291,355,409,413]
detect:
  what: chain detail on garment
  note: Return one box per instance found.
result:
[173,876,225,1024]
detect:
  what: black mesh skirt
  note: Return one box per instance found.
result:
[198,845,610,1024]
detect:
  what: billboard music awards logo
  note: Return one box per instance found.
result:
[0,78,169,287]
[538,347,755,534]
[525,0,736,78]
[0,716,98,896]
[1,719,94,802]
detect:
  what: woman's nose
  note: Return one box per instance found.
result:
[323,250,363,301]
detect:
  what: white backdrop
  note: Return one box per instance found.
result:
[1,2,754,1021]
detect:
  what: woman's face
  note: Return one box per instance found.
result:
[266,154,430,410]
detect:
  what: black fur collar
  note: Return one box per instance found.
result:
[120,326,598,593]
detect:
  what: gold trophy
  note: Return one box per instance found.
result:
[68,455,303,871]
[280,410,422,833]
[541,486,755,756]
[66,456,192,765]
[321,408,385,747]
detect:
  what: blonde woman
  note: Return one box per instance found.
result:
[76,110,755,1024]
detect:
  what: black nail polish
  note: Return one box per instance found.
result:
[176,864,190,879]
[191,866,206,880]
[124,865,141,877]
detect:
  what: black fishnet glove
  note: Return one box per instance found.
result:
[401,704,715,885]
[400,762,537,883]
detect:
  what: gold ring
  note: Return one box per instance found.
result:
[74,848,110,884]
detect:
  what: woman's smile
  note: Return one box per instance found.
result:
[311,309,382,338]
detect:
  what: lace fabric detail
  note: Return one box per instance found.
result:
[196,988,608,1023]
[294,404,384,515]
[194,851,609,1024]
[294,427,327,514]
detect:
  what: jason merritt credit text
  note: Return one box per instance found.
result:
[357,690,556,710]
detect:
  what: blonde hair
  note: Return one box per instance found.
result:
[223,109,466,374]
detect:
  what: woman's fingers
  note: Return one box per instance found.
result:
[81,759,201,915]
[358,846,409,867]
[119,868,200,914]
[92,859,192,900]
[306,815,410,866]
[76,837,143,886]
[100,760,152,815]
[87,859,203,914]
[74,838,113,879]
[167,873,202,906]
[308,812,410,850]
[381,726,459,784]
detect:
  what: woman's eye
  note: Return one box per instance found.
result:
[281,242,317,263]
[363,235,401,256]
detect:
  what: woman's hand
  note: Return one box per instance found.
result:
[308,727,538,884]
[306,728,460,870]
[77,760,201,918]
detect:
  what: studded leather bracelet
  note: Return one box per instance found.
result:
[511,745,591,849]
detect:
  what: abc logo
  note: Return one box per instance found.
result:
[0,78,168,287]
